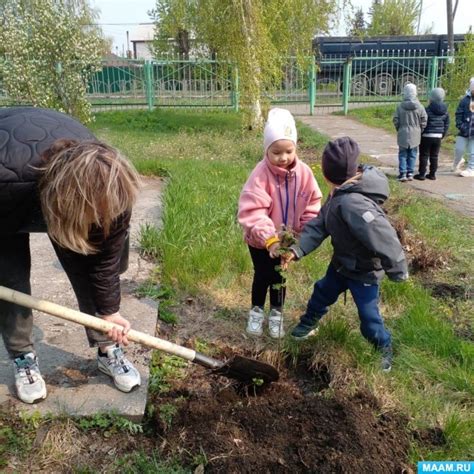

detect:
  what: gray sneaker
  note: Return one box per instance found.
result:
[246,306,264,336]
[97,345,141,392]
[268,308,285,339]
[381,346,393,373]
[14,353,47,404]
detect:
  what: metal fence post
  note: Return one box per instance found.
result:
[428,56,439,94]
[308,59,316,115]
[144,61,154,110]
[342,58,352,115]
[232,65,240,112]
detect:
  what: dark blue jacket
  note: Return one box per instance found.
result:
[455,93,474,138]
[422,102,450,137]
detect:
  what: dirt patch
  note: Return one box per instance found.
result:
[389,215,450,274]
[153,352,411,473]
[413,427,446,448]
[428,282,471,300]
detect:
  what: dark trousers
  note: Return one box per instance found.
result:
[0,234,114,359]
[0,234,34,358]
[248,246,285,310]
[300,265,391,349]
[419,136,441,176]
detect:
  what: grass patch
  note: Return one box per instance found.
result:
[76,412,143,435]
[139,223,161,261]
[148,352,188,395]
[93,108,242,135]
[88,109,473,462]
[112,451,189,474]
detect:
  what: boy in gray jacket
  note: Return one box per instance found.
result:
[393,83,428,181]
[283,137,408,372]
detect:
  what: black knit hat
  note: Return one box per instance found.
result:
[321,137,360,185]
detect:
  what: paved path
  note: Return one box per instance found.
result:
[300,114,474,218]
[0,177,162,421]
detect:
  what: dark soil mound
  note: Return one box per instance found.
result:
[153,363,410,473]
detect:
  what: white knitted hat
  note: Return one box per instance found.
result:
[263,108,297,153]
[470,77,474,91]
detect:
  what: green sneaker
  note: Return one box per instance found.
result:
[291,321,319,340]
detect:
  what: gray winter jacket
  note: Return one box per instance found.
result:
[393,90,428,148]
[291,166,408,284]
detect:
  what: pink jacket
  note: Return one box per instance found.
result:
[238,156,322,249]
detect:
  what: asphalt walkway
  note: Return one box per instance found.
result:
[300,114,474,218]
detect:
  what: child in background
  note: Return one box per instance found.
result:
[283,137,408,372]
[452,77,474,177]
[238,108,322,339]
[414,87,450,181]
[393,83,427,182]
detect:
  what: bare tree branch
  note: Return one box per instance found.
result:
[453,0,459,19]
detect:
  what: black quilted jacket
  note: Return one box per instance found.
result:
[0,107,129,315]
[422,102,450,137]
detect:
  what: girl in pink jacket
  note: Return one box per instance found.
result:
[238,108,322,339]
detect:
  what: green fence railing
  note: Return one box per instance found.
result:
[313,52,451,111]
[0,52,455,115]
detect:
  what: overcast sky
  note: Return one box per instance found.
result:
[91,0,473,54]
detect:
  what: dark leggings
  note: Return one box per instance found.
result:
[248,246,285,310]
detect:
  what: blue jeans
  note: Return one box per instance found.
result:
[398,147,417,175]
[454,136,474,170]
[300,265,391,349]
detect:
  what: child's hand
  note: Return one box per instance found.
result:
[280,251,295,270]
[268,242,281,259]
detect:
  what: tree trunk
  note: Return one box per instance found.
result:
[446,0,454,54]
[238,0,263,129]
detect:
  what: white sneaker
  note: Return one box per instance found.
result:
[97,345,141,392]
[460,168,474,177]
[246,306,264,336]
[451,158,465,172]
[268,309,285,339]
[13,353,47,404]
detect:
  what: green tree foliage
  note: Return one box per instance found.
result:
[347,7,366,37]
[149,0,198,58]
[151,0,337,128]
[0,0,107,123]
[442,31,474,100]
[367,0,421,36]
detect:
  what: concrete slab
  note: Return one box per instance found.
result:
[0,177,163,421]
[300,115,474,218]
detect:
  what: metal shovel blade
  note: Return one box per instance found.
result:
[212,355,279,384]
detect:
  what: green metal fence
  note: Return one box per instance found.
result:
[85,58,238,111]
[0,53,453,115]
[313,52,450,114]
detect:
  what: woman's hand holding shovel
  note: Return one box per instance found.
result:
[102,312,131,345]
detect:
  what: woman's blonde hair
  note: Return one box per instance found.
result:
[39,139,140,255]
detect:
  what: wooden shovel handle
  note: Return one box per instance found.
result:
[0,285,197,362]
